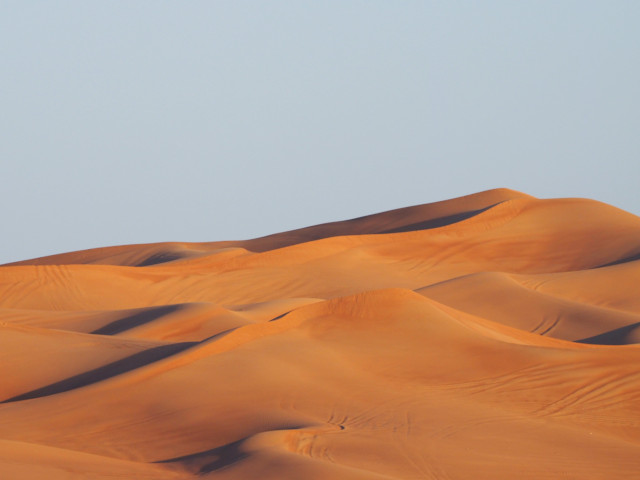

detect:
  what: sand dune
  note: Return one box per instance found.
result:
[1,188,639,479]
[416,271,640,343]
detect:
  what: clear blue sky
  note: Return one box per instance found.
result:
[1,1,639,264]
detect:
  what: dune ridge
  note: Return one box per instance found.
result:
[1,188,639,479]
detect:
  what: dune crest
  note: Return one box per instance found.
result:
[1,188,639,479]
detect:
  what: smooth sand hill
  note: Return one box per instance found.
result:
[1,188,639,479]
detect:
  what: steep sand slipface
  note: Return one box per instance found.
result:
[1,188,640,479]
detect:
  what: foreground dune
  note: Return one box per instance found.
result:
[1,188,639,479]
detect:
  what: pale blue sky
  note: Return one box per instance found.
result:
[1,1,639,264]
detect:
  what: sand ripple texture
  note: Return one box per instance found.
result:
[2,188,640,479]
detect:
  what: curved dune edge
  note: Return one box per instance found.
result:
[1,188,640,479]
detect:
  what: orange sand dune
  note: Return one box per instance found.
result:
[416,271,640,343]
[1,188,640,479]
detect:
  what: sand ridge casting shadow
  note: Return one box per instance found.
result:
[596,251,640,269]
[379,205,497,234]
[577,322,640,345]
[1,342,196,403]
[242,200,509,253]
[91,305,186,335]
[136,251,186,267]
[156,424,310,474]
[155,438,249,474]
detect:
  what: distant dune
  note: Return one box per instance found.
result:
[1,188,639,479]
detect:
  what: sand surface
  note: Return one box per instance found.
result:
[1,188,639,479]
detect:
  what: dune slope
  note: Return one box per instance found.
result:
[1,188,639,479]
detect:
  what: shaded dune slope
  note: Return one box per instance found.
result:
[1,188,640,479]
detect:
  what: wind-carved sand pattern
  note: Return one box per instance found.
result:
[1,188,640,479]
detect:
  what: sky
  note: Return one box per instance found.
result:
[1,1,639,264]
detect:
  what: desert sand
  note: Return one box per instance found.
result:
[1,188,639,479]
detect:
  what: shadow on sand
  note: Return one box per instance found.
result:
[92,305,185,335]
[577,322,640,345]
[1,342,195,403]
[155,438,250,474]
[379,205,496,234]
[136,251,186,267]
[596,251,640,269]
